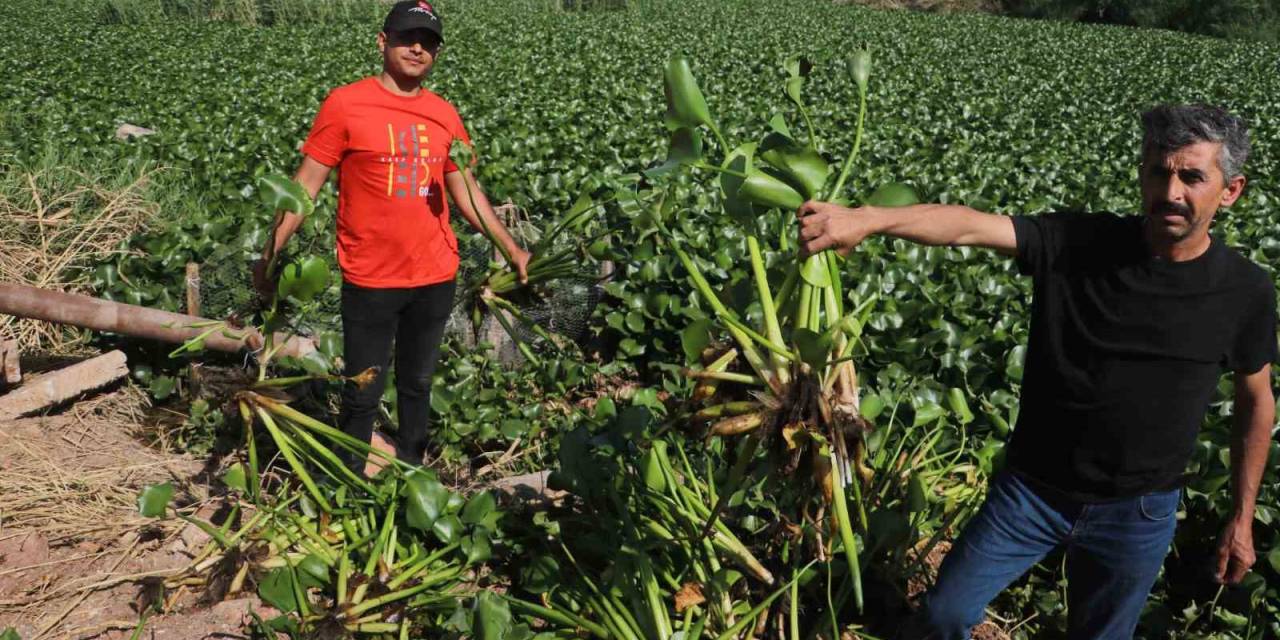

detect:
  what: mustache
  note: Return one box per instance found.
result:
[1149,201,1192,217]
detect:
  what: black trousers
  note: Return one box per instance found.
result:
[337,279,455,467]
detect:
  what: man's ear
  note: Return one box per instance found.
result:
[1221,174,1246,208]
[377,31,387,54]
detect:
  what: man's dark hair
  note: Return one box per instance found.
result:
[1141,104,1250,181]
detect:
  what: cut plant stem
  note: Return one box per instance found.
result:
[253,406,332,512]
[709,411,767,436]
[683,368,761,385]
[505,597,610,639]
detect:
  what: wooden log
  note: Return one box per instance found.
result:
[0,350,128,420]
[0,283,314,359]
[0,340,19,387]
[489,470,567,505]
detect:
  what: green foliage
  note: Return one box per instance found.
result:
[3,0,1278,635]
[1001,0,1280,41]
[99,0,380,26]
[137,482,175,517]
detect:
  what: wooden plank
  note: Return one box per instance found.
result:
[0,350,127,420]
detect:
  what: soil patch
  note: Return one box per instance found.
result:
[0,388,266,639]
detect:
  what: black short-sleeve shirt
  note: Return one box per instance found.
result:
[1008,212,1277,501]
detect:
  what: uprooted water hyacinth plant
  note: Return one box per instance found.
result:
[448,139,615,365]
[642,50,927,615]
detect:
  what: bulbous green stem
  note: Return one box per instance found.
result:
[748,236,790,384]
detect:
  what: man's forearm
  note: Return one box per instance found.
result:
[1229,390,1275,518]
[865,204,1006,248]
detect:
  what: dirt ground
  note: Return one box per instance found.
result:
[0,389,276,639]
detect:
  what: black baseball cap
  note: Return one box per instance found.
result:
[383,0,444,42]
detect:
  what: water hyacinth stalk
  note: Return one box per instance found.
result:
[829,46,871,201]
[448,139,515,268]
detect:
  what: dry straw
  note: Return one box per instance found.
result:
[0,159,157,354]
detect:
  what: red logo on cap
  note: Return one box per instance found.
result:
[417,1,433,11]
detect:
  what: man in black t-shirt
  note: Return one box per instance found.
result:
[797,104,1277,639]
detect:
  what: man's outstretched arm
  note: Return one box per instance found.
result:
[1217,364,1275,584]
[796,201,1017,257]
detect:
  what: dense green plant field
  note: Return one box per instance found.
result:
[1,0,1278,637]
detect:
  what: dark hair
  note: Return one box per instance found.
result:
[1141,104,1250,180]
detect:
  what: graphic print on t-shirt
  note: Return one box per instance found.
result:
[380,123,449,200]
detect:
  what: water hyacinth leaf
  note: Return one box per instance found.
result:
[792,328,831,370]
[799,254,831,287]
[681,318,713,363]
[948,388,974,425]
[913,401,946,427]
[642,446,667,493]
[663,56,716,132]
[434,514,464,545]
[783,56,813,106]
[297,554,329,589]
[149,375,176,400]
[865,182,921,208]
[448,138,476,170]
[721,143,757,223]
[520,555,561,593]
[405,469,449,531]
[1,628,18,640]
[785,76,803,106]
[223,463,247,493]
[767,114,793,138]
[463,533,493,565]
[738,169,804,211]
[647,127,704,178]
[1005,345,1027,382]
[1268,545,1280,575]
[446,491,466,513]
[473,590,513,640]
[860,394,885,421]
[758,133,829,198]
[669,127,703,165]
[258,174,314,217]
[461,491,497,525]
[907,474,928,513]
[276,255,330,302]
[257,567,299,613]
[137,483,174,518]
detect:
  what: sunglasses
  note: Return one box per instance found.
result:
[389,29,441,52]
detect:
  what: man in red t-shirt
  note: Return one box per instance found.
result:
[254,0,529,472]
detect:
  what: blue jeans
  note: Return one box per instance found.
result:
[913,471,1180,639]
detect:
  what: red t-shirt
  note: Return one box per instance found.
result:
[302,77,470,288]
